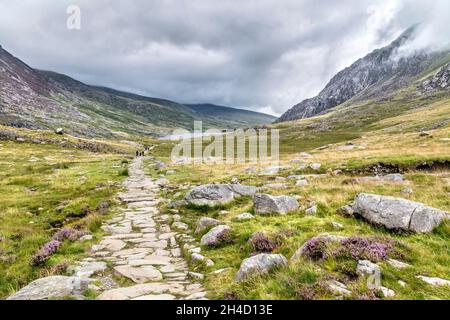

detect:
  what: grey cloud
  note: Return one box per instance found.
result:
[0,0,447,116]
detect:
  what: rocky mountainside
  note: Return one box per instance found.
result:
[276,27,450,123]
[0,46,274,137]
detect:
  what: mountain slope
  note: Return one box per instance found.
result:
[276,27,450,123]
[184,103,276,128]
[0,46,274,137]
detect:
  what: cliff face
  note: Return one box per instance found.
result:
[276,28,450,123]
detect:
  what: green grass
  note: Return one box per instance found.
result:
[0,141,127,299]
[153,160,449,299]
[144,92,450,299]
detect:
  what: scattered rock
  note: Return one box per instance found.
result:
[336,204,354,216]
[262,183,288,189]
[310,163,322,170]
[305,205,317,215]
[398,280,406,287]
[7,276,88,300]
[68,261,107,278]
[253,193,299,215]
[190,253,207,263]
[295,179,308,187]
[260,165,292,175]
[416,275,450,286]
[154,161,167,170]
[195,217,221,234]
[352,174,407,184]
[200,225,231,246]
[331,221,343,229]
[185,183,257,207]
[168,200,188,208]
[326,280,351,296]
[356,260,381,277]
[378,286,395,298]
[386,258,411,269]
[299,152,312,158]
[79,234,93,241]
[187,272,204,280]
[234,212,254,221]
[55,128,64,135]
[235,253,288,282]
[352,193,449,233]
[171,221,189,231]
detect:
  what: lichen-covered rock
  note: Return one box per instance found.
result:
[234,212,254,221]
[200,225,231,246]
[7,276,88,300]
[352,193,448,233]
[416,275,450,287]
[235,253,287,282]
[253,193,299,215]
[356,260,381,277]
[185,184,257,207]
[195,217,221,234]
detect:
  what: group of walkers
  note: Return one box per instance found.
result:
[135,145,153,157]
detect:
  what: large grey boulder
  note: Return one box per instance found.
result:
[253,193,299,215]
[200,225,231,246]
[195,217,222,234]
[185,184,257,207]
[352,193,448,233]
[235,253,287,282]
[7,276,88,300]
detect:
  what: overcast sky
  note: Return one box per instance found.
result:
[0,0,448,116]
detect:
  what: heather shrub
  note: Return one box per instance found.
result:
[301,236,331,261]
[31,228,85,266]
[248,232,278,253]
[52,227,85,242]
[334,237,395,262]
[31,240,61,266]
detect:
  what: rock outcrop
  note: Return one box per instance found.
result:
[185,184,257,207]
[276,27,449,122]
[7,276,88,300]
[253,193,299,215]
[195,217,222,234]
[200,225,231,246]
[235,253,288,282]
[352,193,448,233]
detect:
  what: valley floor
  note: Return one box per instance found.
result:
[1,105,449,300]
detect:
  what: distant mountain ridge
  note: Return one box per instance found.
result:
[184,103,276,127]
[0,45,274,137]
[276,27,450,123]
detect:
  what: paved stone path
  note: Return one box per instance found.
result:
[80,157,207,300]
